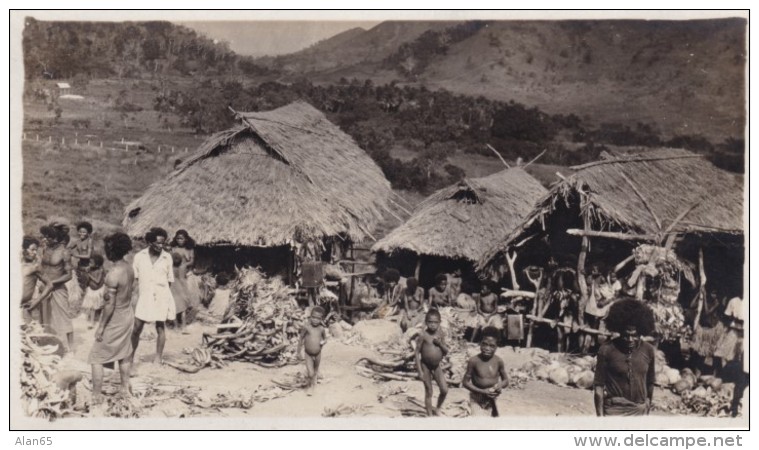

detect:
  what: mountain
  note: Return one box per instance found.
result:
[264,19,746,141]
[258,21,460,74]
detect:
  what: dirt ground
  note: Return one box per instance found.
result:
[55,314,708,422]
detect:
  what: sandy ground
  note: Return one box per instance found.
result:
[56,314,736,422]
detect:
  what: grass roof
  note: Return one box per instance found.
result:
[372,167,547,262]
[123,101,394,247]
[478,148,744,272]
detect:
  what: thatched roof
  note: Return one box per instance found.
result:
[478,148,744,272]
[123,101,395,247]
[372,167,547,262]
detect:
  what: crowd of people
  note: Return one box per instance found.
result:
[18,222,746,418]
[20,222,217,407]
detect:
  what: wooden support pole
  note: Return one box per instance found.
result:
[486,144,511,168]
[414,257,422,280]
[578,195,591,352]
[506,250,520,290]
[500,289,536,299]
[566,229,658,241]
[526,315,613,337]
[694,248,707,331]
[348,244,356,307]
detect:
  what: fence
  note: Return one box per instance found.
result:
[22,131,193,154]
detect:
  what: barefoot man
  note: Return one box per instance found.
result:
[131,227,175,367]
[89,232,135,404]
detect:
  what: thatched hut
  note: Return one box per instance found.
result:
[477,148,744,348]
[372,167,547,287]
[123,101,396,277]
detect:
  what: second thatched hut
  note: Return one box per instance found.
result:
[372,167,547,287]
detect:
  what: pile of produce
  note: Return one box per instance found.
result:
[649,301,688,342]
[667,369,733,417]
[355,315,468,385]
[516,349,596,389]
[653,349,683,387]
[20,321,75,420]
[170,268,306,371]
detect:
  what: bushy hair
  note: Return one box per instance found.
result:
[383,268,401,283]
[481,326,500,340]
[103,232,133,262]
[90,254,105,268]
[23,236,39,250]
[480,279,496,293]
[145,227,168,243]
[425,309,441,321]
[435,273,448,285]
[40,223,69,244]
[311,306,326,317]
[170,229,196,249]
[406,277,419,291]
[605,298,656,335]
[76,221,93,234]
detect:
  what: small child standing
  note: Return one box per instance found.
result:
[414,309,450,416]
[298,306,327,396]
[81,254,105,329]
[463,326,509,417]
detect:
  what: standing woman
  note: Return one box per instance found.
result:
[170,230,196,331]
[28,223,75,351]
[89,232,135,404]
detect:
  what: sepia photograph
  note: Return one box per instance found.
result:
[8,9,749,431]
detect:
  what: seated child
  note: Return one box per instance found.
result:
[463,326,509,417]
[297,306,327,396]
[207,273,232,318]
[414,309,450,416]
[400,277,426,333]
[428,274,454,309]
[81,254,105,329]
[476,280,503,330]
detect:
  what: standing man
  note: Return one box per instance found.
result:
[89,232,135,404]
[593,298,656,416]
[131,227,175,366]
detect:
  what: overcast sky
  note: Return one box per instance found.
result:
[179,21,381,57]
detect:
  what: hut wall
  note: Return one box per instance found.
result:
[195,245,292,278]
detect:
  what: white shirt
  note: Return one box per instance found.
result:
[132,248,175,322]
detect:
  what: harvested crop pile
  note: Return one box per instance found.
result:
[20,321,75,420]
[518,349,597,389]
[355,315,468,386]
[662,370,733,417]
[653,349,682,387]
[649,301,688,342]
[169,268,306,372]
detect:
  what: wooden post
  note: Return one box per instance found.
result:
[506,250,520,290]
[348,244,356,307]
[48,136,52,143]
[694,248,707,330]
[578,194,592,352]
[414,257,422,280]
[36,134,39,141]
[287,246,294,287]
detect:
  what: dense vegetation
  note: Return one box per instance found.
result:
[22,18,272,79]
[23,19,744,195]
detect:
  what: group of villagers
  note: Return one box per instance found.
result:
[19,224,746,418]
[21,222,219,405]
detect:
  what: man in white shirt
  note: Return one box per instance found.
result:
[130,227,175,365]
